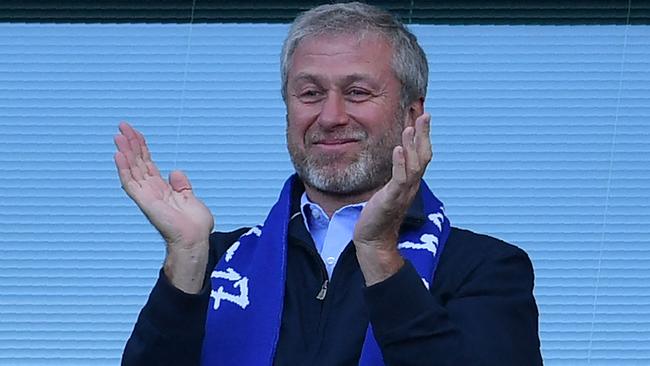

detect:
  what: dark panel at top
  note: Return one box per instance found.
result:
[0,0,648,24]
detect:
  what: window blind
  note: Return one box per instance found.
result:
[0,23,648,365]
[1,0,648,24]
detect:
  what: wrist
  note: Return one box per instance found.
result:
[163,240,209,294]
[355,243,404,286]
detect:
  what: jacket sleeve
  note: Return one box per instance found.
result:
[121,270,210,366]
[121,230,247,366]
[363,243,542,366]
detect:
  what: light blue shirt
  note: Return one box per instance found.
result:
[300,192,365,279]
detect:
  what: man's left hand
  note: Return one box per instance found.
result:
[353,113,432,286]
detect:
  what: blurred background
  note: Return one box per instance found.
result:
[0,1,649,364]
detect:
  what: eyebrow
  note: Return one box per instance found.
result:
[291,73,323,85]
[342,73,377,86]
[291,72,379,88]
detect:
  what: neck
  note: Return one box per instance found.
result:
[303,184,379,218]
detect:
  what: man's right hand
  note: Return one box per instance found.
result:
[114,122,214,294]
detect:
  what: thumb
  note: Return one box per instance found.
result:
[169,170,192,193]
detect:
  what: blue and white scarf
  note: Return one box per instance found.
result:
[201,175,450,365]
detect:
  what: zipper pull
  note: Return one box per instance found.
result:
[316,280,328,300]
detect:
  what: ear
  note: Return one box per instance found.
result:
[405,97,425,127]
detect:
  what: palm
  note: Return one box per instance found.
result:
[114,122,214,248]
[354,185,401,245]
[132,174,213,248]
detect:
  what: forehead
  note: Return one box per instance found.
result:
[288,33,395,83]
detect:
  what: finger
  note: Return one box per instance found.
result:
[169,170,192,193]
[414,113,433,166]
[114,151,140,196]
[135,130,162,178]
[119,122,143,158]
[114,134,136,171]
[118,123,170,198]
[115,133,145,181]
[401,126,420,181]
[387,145,406,197]
[138,142,167,197]
[135,130,150,161]
[117,123,147,181]
[119,122,149,175]
[114,133,132,157]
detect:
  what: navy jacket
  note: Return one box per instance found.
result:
[122,187,543,365]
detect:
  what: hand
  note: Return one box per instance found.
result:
[114,122,214,293]
[353,113,432,285]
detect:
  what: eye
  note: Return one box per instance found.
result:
[346,88,372,102]
[296,89,324,103]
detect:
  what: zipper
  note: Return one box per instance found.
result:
[316,279,328,300]
[295,237,329,301]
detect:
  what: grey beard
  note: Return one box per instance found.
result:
[287,115,404,196]
[294,144,392,196]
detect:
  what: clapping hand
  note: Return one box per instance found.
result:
[353,113,432,285]
[114,122,214,293]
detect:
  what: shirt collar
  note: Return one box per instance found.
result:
[289,177,428,231]
[300,191,366,231]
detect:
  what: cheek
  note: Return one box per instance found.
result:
[346,103,395,130]
[288,101,319,121]
[287,103,319,137]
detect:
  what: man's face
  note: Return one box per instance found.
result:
[285,33,407,196]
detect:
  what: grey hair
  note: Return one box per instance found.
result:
[280,2,429,108]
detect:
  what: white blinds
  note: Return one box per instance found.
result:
[420,25,650,365]
[1,23,648,365]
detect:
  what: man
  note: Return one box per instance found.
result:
[116,2,542,365]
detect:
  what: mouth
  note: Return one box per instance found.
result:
[314,138,359,146]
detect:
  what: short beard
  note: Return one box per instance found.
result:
[287,109,405,196]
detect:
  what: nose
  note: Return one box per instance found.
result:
[317,91,348,129]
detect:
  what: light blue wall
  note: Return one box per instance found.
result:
[1,23,648,365]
